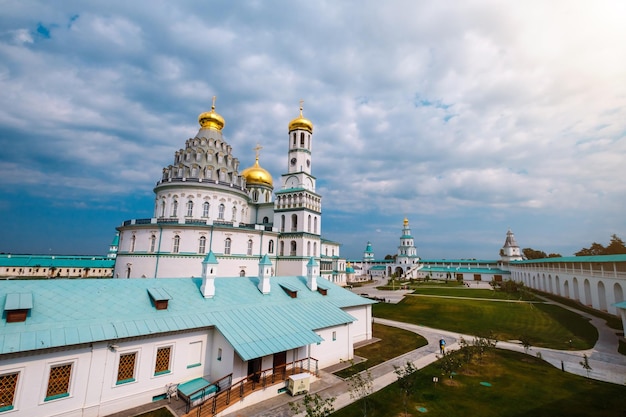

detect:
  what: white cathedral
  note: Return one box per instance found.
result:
[114,100,346,284]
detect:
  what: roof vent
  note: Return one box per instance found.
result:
[147,288,171,310]
[316,284,328,296]
[4,293,33,323]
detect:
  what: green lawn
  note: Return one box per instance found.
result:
[411,287,539,301]
[374,296,597,349]
[334,323,427,378]
[534,291,623,331]
[332,349,626,417]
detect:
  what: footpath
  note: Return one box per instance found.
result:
[221,281,626,417]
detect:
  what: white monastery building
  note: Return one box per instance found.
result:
[113,100,346,285]
[0,103,372,417]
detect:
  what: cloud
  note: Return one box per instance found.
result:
[0,0,625,258]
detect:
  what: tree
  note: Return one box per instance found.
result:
[347,368,374,417]
[575,235,626,256]
[394,361,418,417]
[519,334,532,354]
[437,350,462,378]
[289,393,336,417]
[522,248,547,260]
[547,253,562,258]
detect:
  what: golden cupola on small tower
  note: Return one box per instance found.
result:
[288,103,313,133]
[241,144,273,187]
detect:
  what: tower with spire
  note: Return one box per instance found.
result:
[273,102,322,276]
[500,229,523,262]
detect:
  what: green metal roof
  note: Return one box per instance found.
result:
[0,276,374,361]
[512,254,626,264]
[0,254,114,269]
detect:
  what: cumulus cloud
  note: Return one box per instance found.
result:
[0,0,624,257]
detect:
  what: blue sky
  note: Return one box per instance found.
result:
[1,1,625,260]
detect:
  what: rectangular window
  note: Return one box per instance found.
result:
[116,352,137,384]
[187,341,203,369]
[217,348,222,361]
[332,331,337,341]
[154,347,172,376]
[0,372,18,412]
[45,364,71,401]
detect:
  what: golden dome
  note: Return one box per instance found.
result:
[242,158,273,187]
[288,102,313,133]
[198,97,225,131]
[404,217,409,226]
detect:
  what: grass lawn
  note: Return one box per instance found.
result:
[533,291,623,331]
[332,348,626,417]
[411,287,539,301]
[334,323,428,378]
[374,296,597,349]
[134,407,174,417]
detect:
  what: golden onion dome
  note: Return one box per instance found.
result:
[198,97,225,131]
[242,158,273,187]
[404,217,409,226]
[288,102,313,133]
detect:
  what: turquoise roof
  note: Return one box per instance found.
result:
[203,251,219,264]
[421,265,510,275]
[512,254,626,264]
[0,254,114,269]
[0,276,374,361]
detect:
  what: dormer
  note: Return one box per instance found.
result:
[4,293,33,323]
[147,288,171,310]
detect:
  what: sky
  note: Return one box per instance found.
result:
[1,0,625,260]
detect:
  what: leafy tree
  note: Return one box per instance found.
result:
[394,361,418,417]
[519,334,532,354]
[384,254,396,260]
[347,367,374,417]
[547,253,562,258]
[575,235,626,256]
[522,248,547,260]
[289,393,336,417]
[437,350,463,378]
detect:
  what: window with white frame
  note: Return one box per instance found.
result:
[154,346,172,376]
[198,236,206,254]
[173,235,180,253]
[247,239,253,256]
[224,238,231,255]
[0,372,19,411]
[116,352,137,384]
[187,341,203,368]
[172,200,178,217]
[149,234,156,253]
[45,363,72,401]
[218,204,225,220]
[186,200,193,217]
[203,201,210,217]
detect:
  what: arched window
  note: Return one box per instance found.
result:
[172,200,178,217]
[218,204,225,220]
[173,235,180,253]
[160,201,166,217]
[268,240,274,254]
[300,132,305,146]
[224,238,231,255]
[292,133,296,146]
[281,215,285,232]
[290,241,297,256]
[149,234,156,253]
[252,190,259,201]
[314,217,318,234]
[263,216,269,224]
[280,241,284,256]
[313,242,317,256]
[307,241,311,256]
[307,215,311,233]
[130,235,136,253]
[291,214,298,232]
[239,270,246,277]
[199,236,206,254]
[231,206,237,221]
[186,200,193,217]
[203,202,210,217]
[241,208,245,222]
[247,239,253,256]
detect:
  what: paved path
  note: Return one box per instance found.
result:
[221,281,626,417]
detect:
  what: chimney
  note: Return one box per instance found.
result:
[201,251,218,298]
[306,257,318,291]
[258,254,273,294]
